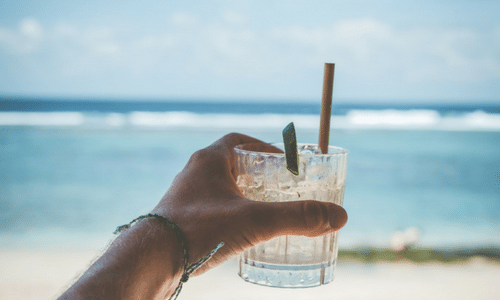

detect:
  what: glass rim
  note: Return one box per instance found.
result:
[234,143,348,156]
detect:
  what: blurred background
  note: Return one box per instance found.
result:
[1,1,499,299]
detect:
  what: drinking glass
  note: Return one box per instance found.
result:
[235,143,348,288]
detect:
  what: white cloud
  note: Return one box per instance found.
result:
[0,18,44,53]
[1,14,498,99]
[268,18,500,85]
[19,19,44,39]
[397,27,499,83]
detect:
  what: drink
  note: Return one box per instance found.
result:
[235,143,348,288]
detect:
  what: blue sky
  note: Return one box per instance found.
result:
[0,0,499,103]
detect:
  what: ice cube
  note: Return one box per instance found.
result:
[299,149,316,155]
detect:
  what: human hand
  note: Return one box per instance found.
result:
[152,133,347,275]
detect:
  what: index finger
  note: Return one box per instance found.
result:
[212,132,266,150]
[210,132,282,155]
[236,142,283,154]
[208,133,282,182]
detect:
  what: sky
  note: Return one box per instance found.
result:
[0,0,499,103]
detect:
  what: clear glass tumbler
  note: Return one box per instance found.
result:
[235,143,348,288]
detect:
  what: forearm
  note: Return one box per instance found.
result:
[58,218,184,300]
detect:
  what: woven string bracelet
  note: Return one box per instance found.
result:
[114,213,225,300]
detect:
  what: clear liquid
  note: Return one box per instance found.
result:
[236,144,348,287]
[241,184,344,263]
[238,184,344,287]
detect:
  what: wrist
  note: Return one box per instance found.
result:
[127,216,185,298]
[59,216,185,300]
[112,213,224,300]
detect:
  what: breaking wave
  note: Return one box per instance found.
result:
[1,110,500,131]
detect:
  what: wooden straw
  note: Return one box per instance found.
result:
[319,63,335,154]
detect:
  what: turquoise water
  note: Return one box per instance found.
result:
[1,125,499,251]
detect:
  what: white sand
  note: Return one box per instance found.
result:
[1,251,499,300]
[0,251,99,300]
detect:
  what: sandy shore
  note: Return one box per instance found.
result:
[1,250,499,300]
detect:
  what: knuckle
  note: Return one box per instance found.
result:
[188,148,217,168]
[188,147,228,175]
[224,132,240,139]
[302,201,329,234]
[188,148,209,163]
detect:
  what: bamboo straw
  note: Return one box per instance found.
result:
[319,63,335,154]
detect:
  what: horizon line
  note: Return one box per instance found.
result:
[1,94,499,107]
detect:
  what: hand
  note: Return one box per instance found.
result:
[153,133,348,275]
[58,132,348,300]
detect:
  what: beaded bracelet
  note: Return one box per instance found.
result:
[114,213,225,300]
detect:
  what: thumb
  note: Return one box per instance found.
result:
[249,200,348,242]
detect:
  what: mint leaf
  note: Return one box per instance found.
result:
[282,122,299,176]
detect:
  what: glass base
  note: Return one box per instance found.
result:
[238,258,335,288]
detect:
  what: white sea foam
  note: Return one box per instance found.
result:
[128,110,500,131]
[345,110,440,128]
[340,109,500,131]
[1,110,500,131]
[83,112,127,127]
[463,110,500,129]
[128,112,320,130]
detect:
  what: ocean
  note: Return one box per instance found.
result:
[1,99,499,251]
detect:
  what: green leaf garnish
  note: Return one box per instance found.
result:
[282,122,299,176]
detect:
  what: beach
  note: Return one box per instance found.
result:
[2,0,500,297]
[2,249,499,300]
[1,103,499,299]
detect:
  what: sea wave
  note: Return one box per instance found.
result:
[1,110,500,131]
[343,109,500,131]
[128,112,318,129]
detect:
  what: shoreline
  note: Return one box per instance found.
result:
[338,246,500,264]
[1,248,500,300]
